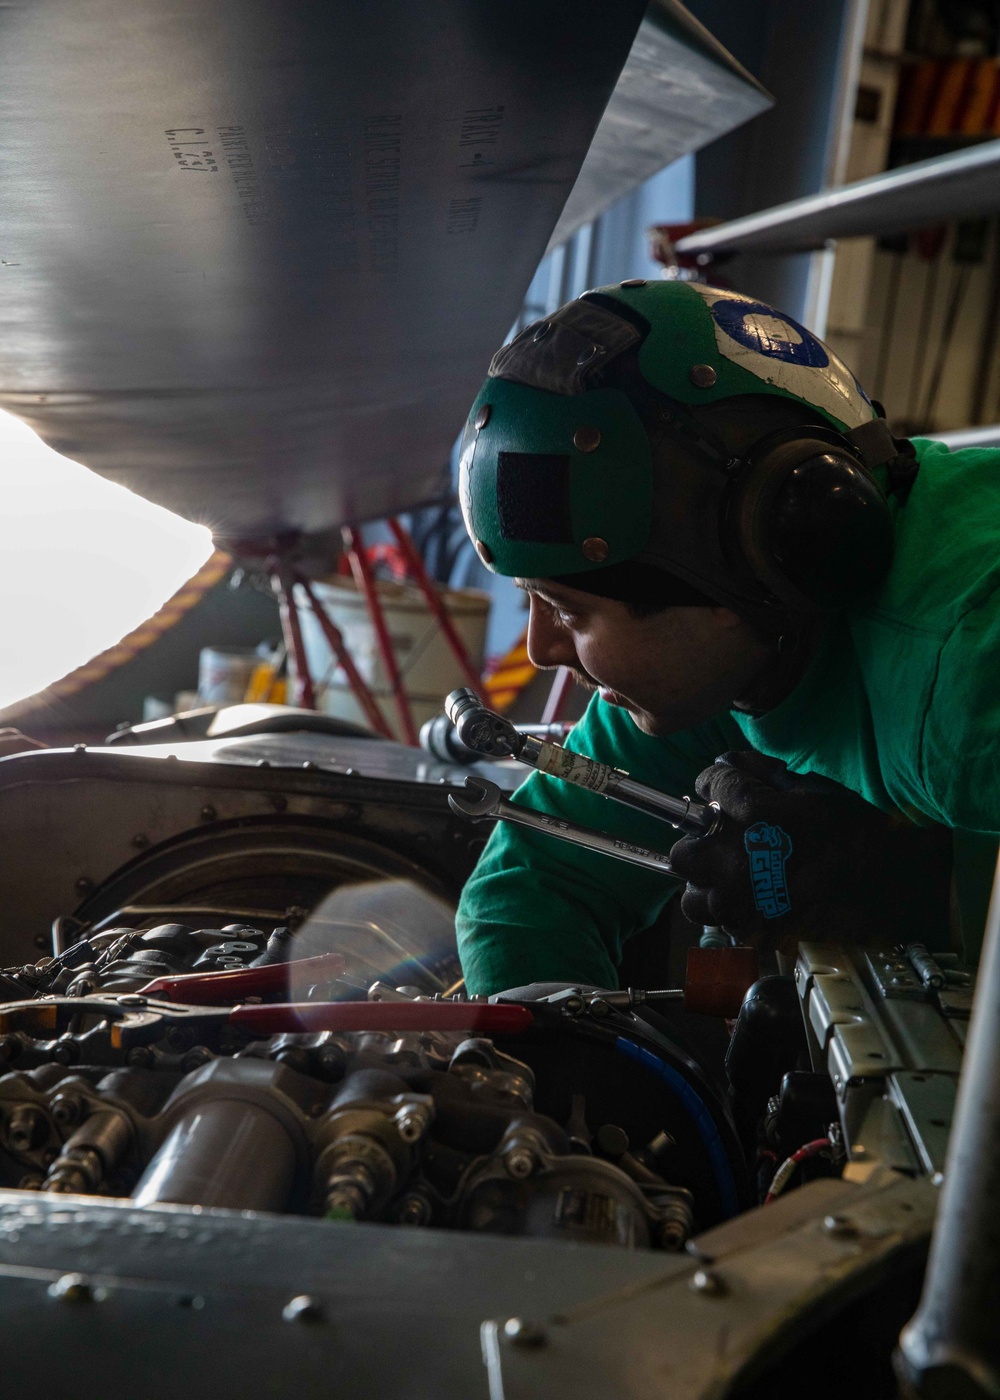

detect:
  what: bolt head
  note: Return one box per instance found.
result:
[690,1268,726,1297]
[503,1317,547,1348]
[51,1095,82,1126]
[166,1025,193,1051]
[658,1220,687,1250]
[573,425,601,453]
[581,537,609,563]
[49,1273,93,1304]
[395,1193,432,1226]
[504,1147,536,1180]
[395,1107,428,1143]
[282,1295,323,1324]
[595,1124,629,1157]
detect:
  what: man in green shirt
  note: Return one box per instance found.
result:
[454,280,1000,996]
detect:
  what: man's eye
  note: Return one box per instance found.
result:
[556,610,579,626]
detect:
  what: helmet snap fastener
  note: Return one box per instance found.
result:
[475,539,494,565]
[582,537,609,563]
[573,425,602,453]
[532,321,551,342]
[474,404,491,430]
[576,344,601,366]
[689,364,717,388]
[620,278,647,288]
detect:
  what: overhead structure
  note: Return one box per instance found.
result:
[0,0,768,543]
[675,138,1000,259]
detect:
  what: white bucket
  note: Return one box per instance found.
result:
[294,577,490,741]
[198,647,259,705]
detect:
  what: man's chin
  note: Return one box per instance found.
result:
[602,695,660,734]
[595,688,695,736]
[624,705,697,738]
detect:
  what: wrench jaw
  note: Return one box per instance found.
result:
[448,777,503,819]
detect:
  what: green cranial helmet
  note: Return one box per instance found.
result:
[459,280,899,615]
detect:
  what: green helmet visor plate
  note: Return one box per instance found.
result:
[459,378,653,578]
[459,280,883,604]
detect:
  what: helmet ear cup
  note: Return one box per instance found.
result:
[723,433,894,610]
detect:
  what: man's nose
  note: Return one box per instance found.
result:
[526,598,578,671]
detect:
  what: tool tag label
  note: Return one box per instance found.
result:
[536,744,612,793]
[744,821,793,918]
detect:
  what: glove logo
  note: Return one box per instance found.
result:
[743,821,793,919]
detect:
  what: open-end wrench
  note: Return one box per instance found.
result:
[445,689,720,838]
[448,777,676,876]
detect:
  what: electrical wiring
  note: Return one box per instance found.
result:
[764,1137,831,1204]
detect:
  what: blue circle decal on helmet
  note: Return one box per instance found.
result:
[710,299,829,369]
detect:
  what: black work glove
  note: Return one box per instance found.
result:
[669,750,952,946]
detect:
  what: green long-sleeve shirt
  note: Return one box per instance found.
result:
[456,438,1000,995]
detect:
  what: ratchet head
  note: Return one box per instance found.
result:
[448,776,504,819]
[445,689,524,758]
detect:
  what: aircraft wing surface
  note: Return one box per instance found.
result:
[0,0,762,539]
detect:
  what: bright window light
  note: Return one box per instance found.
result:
[0,409,214,711]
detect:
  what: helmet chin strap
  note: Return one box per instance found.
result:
[844,416,910,472]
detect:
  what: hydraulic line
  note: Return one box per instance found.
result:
[615,1036,740,1219]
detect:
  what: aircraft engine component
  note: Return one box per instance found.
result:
[0,950,707,1250]
[0,734,989,1397]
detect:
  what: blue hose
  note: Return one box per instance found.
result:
[614,1036,740,1219]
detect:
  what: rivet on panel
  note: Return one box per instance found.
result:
[582,537,609,563]
[620,278,647,288]
[689,364,717,388]
[532,322,551,342]
[503,1317,548,1347]
[49,1273,94,1304]
[573,425,601,453]
[475,540,494,566]
[474,405,491,431]
[689,1268,726,1297]
[283,1295,323,1324]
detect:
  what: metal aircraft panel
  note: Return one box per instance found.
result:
[0,0,653,539]
[546,0,771,249]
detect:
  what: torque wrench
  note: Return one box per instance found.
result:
[445,689,720,837]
